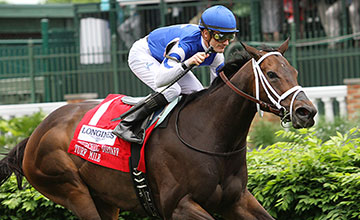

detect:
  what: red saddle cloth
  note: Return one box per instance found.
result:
[68,94,157,173]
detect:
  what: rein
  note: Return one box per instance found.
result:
[219,72,283,117]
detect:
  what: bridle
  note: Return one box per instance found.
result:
[175,51,304,157]
[220,51,304,124]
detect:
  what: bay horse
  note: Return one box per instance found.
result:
[0,40,316,220]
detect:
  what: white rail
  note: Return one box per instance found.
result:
[0,102,68,120]
[304,85,347,122]
[0,86,348,122]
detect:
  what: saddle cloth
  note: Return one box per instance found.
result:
[68,94,178,173]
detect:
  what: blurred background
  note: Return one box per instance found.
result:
[0,0,358,112]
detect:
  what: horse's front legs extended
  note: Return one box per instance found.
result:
[222,189,275,220]
[171,195,215,220]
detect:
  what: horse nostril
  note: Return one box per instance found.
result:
[295,107,311,118]
[295,106,317,119]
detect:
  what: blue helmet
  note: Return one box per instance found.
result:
[199,5,238,33]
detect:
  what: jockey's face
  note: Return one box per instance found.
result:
[202,29,232,53]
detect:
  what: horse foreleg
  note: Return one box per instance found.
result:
[222,189,275,220]
[171,195,215,220]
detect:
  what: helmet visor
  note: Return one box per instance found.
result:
[211,31,236,43]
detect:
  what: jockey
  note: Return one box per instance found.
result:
[113,5,238,144]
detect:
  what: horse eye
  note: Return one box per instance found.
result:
[267,71,278,79]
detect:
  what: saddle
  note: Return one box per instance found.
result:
[68,94,180,218]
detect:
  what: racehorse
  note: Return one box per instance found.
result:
[0,39,316,220]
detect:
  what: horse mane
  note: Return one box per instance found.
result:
[180,44,276,104]
[210,50,251,89]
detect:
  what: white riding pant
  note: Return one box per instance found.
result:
[128,37,204,102]
[318,0,360,42]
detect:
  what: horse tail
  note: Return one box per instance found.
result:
[0,137,29,190]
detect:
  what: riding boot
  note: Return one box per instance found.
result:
[112,93,168,144]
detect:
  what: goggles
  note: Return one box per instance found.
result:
[210,31,236,42]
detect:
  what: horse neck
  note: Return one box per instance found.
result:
[216,62,257,141]
[185,61,257,150]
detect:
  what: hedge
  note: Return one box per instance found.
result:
[247,128,360,220]
[0,176,149,219]
[0,112,44,158]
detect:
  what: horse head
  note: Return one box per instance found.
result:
[233,39,317,128]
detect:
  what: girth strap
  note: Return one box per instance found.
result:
[129,143,161,219]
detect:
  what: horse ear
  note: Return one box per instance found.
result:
[278,37,290,55]
[240,41,261,60]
